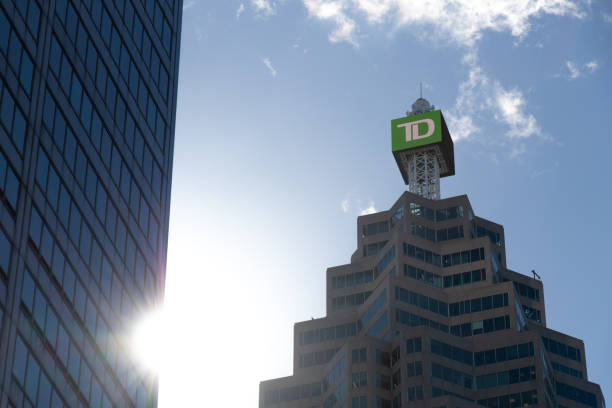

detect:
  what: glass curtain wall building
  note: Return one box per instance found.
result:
[0,0,181,406]
[259,99,605,408]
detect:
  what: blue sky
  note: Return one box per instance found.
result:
[158,0,611,405]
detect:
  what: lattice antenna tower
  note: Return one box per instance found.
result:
[391,94,455,200]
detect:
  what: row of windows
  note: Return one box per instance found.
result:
[403,243,485,268]
[324,355,346,392]
[27,209,141,398]
[406,361,423,377]
[0,9,34,95]
[477,389,538,408]
[551,361,583,379]
[403,264,486,289]
[430,339,473,366]
[450,315,510,337]
[363,240,387,257]
[47,30,164,204]
[390,205,404,227]
[474,342,534,366]
[351,371,367,389]
[12,335,67,407]
[542,337,581,362]
[262,382,322,406]
[406,337,422,354]
[0,227,10,277]
[47,37,165,209]
[523,305,541,323]
[405,386,424,402]
[352,348,367,364]
[299,322,358,345]
[442,247,485,268]
[20,270,115,406]
[431,386,474,402]
[0,74,26,154]
[476,365,536,390]
[433,362,535,391]
[409,202,464,222]
[300,348,338,368]
[332,291,372,311]
[23,250,148,406]
[410,222,464,243]
[0,147,19,211]
[472,224,502,246]
[375,372,390,390]
[395,286,449,316]
[362,220,389,237]
[359,289,387,329]
[352,396,367,408]
[41,86,161,269]
[367,311,388,338]
[449,292,509,317]
[32,146,154,306]
[508,280,541,302]
[555,381,597,407]
[443,268,486,288]
[331,269,374,289]
[396,308,449,335]
[35,143,157,298]
[132,0,173,54]
[431,362,473,389]
[375,246,395,275]
[9,0,41,39]
[323,379,346,408]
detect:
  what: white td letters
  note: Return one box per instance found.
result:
[397,119,435,142]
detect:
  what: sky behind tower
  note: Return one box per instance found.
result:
[160,1,611,405]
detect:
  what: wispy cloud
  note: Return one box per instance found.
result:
[262,57,277,77]
[561,59,598,80]
[341,198,349,212]
[300,0,584,48]
[566,60,581,79]
[446,55,541,152]
[359,201,377,215]
[236,3,245,19]
[585,60,598,73]
[252,0,276,16]
[603,12,612,23]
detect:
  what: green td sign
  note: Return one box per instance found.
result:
[391,110,442,152]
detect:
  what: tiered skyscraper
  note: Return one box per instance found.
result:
[259,98,605,408]
[0,0,181,406]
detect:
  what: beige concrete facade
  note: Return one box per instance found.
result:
[259,191,604,408]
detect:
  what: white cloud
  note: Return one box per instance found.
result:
[585,60,598,73]
[603,12,612,23]
[566,60,581,79]
[359,201,377,215]
[447,57,541,148]
[262,57,277,77]
[341,198,350,212]
[252,0,276,16]
[302,0,359,47]
[236,3,245,19]
[300,0,584,47]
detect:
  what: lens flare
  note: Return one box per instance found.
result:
[130,307,168,374]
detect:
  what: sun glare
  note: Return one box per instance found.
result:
[129,307,168,375]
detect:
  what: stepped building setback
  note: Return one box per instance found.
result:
[259,98,605,408]
[0,0,181,406]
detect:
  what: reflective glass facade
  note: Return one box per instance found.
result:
[0,0,181,406]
